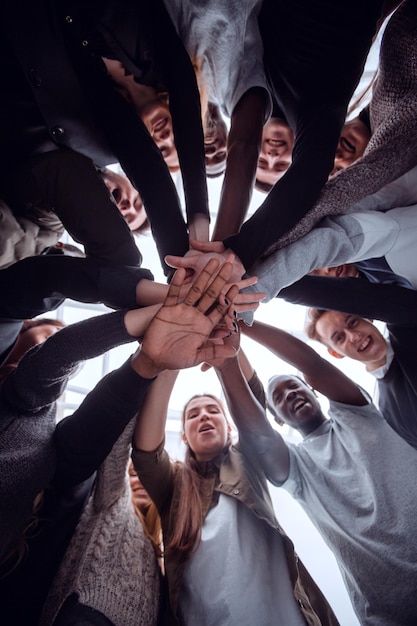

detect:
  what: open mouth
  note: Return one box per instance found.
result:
[357,336,371,352]
[336,265,346,277]
[292,398,308,413]
[199,424,214,433]
[266,139,286,148]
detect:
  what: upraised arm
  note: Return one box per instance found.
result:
[242,320,366,406]
[212,88,268,241]
[215,355,290,485]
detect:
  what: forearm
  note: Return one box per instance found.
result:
[0,256,154,320]
[224,107,338,268]
[54,359,154,486]
[216,357,269,438]
[212,140,259,241]
[153,0,209,225]
[280,276,417,326]
[89,70,190,273]
[133,368,179,451]
[275,114,417,252]
[216,357,289,482]
[242,320,324,379]
[1,310,134,412]
[212,89,266,241]
[243,213,365,302]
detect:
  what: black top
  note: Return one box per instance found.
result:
[224,0,384,269]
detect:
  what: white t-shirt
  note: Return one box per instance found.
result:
[179,493,306,625]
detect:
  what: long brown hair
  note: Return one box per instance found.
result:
[164,394,231,558]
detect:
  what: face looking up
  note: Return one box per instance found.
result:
[182,395,231,463]
[267,375,324,436]
[103,170,147,232]
[314,312,387,371]
[256,117,294,190]
[330,116,371,177]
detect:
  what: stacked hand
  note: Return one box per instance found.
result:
[167,242,265,314]
[133,259,240,378]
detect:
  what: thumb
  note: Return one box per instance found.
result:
[190,240,225,253]
[200,362,212,372]
[165,254,191,269]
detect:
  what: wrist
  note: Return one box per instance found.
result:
[130,346,162,379]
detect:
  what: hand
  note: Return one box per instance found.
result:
[231,274,265,313]
[165,240,245,285]
[201,325,240,372]
[132,259,239,378]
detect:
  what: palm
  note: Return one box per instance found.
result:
[140,260,239,373]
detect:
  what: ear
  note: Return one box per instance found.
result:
[182,433,188,445]
[274,417,284,427]
[327,348,344,359]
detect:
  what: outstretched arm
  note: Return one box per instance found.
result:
[212,88,268,241]
[242,320,366,405]
[215,354,290,485]
[280,275,417,327]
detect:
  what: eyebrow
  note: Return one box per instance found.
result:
[330,315,352,343]
[187,403,220,414]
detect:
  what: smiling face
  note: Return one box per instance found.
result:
[267,375,325,436]
[103,170,147,232]
[256,117,294,189]
[141,100,180,170]
[315,312,387,371]
[182,395,230,462]
[330,117,371,177]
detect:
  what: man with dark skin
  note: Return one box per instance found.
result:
[228,319,417,625]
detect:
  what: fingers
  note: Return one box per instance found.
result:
[189,239,225,253]
[183,258,222,307]
[196,262,233,315]
[164,267,186,307]
[165,254,194,270]
[232,274,258,291]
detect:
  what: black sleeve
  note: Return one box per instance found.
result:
[53,359,154,486]
[0,255,153,320]
[224,103,343,268]
[280,275,417,327]
[84,68,190,274]
[1,310,133,414]
[149,0,209,223]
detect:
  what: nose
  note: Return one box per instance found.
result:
[347,329,361,343]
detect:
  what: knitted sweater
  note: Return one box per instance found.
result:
[41,420,160,626]
[0,310,146,564]
[271,0,417,251]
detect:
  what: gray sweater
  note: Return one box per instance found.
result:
[270,0,417,251]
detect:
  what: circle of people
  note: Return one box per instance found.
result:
[1,1,417,625]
